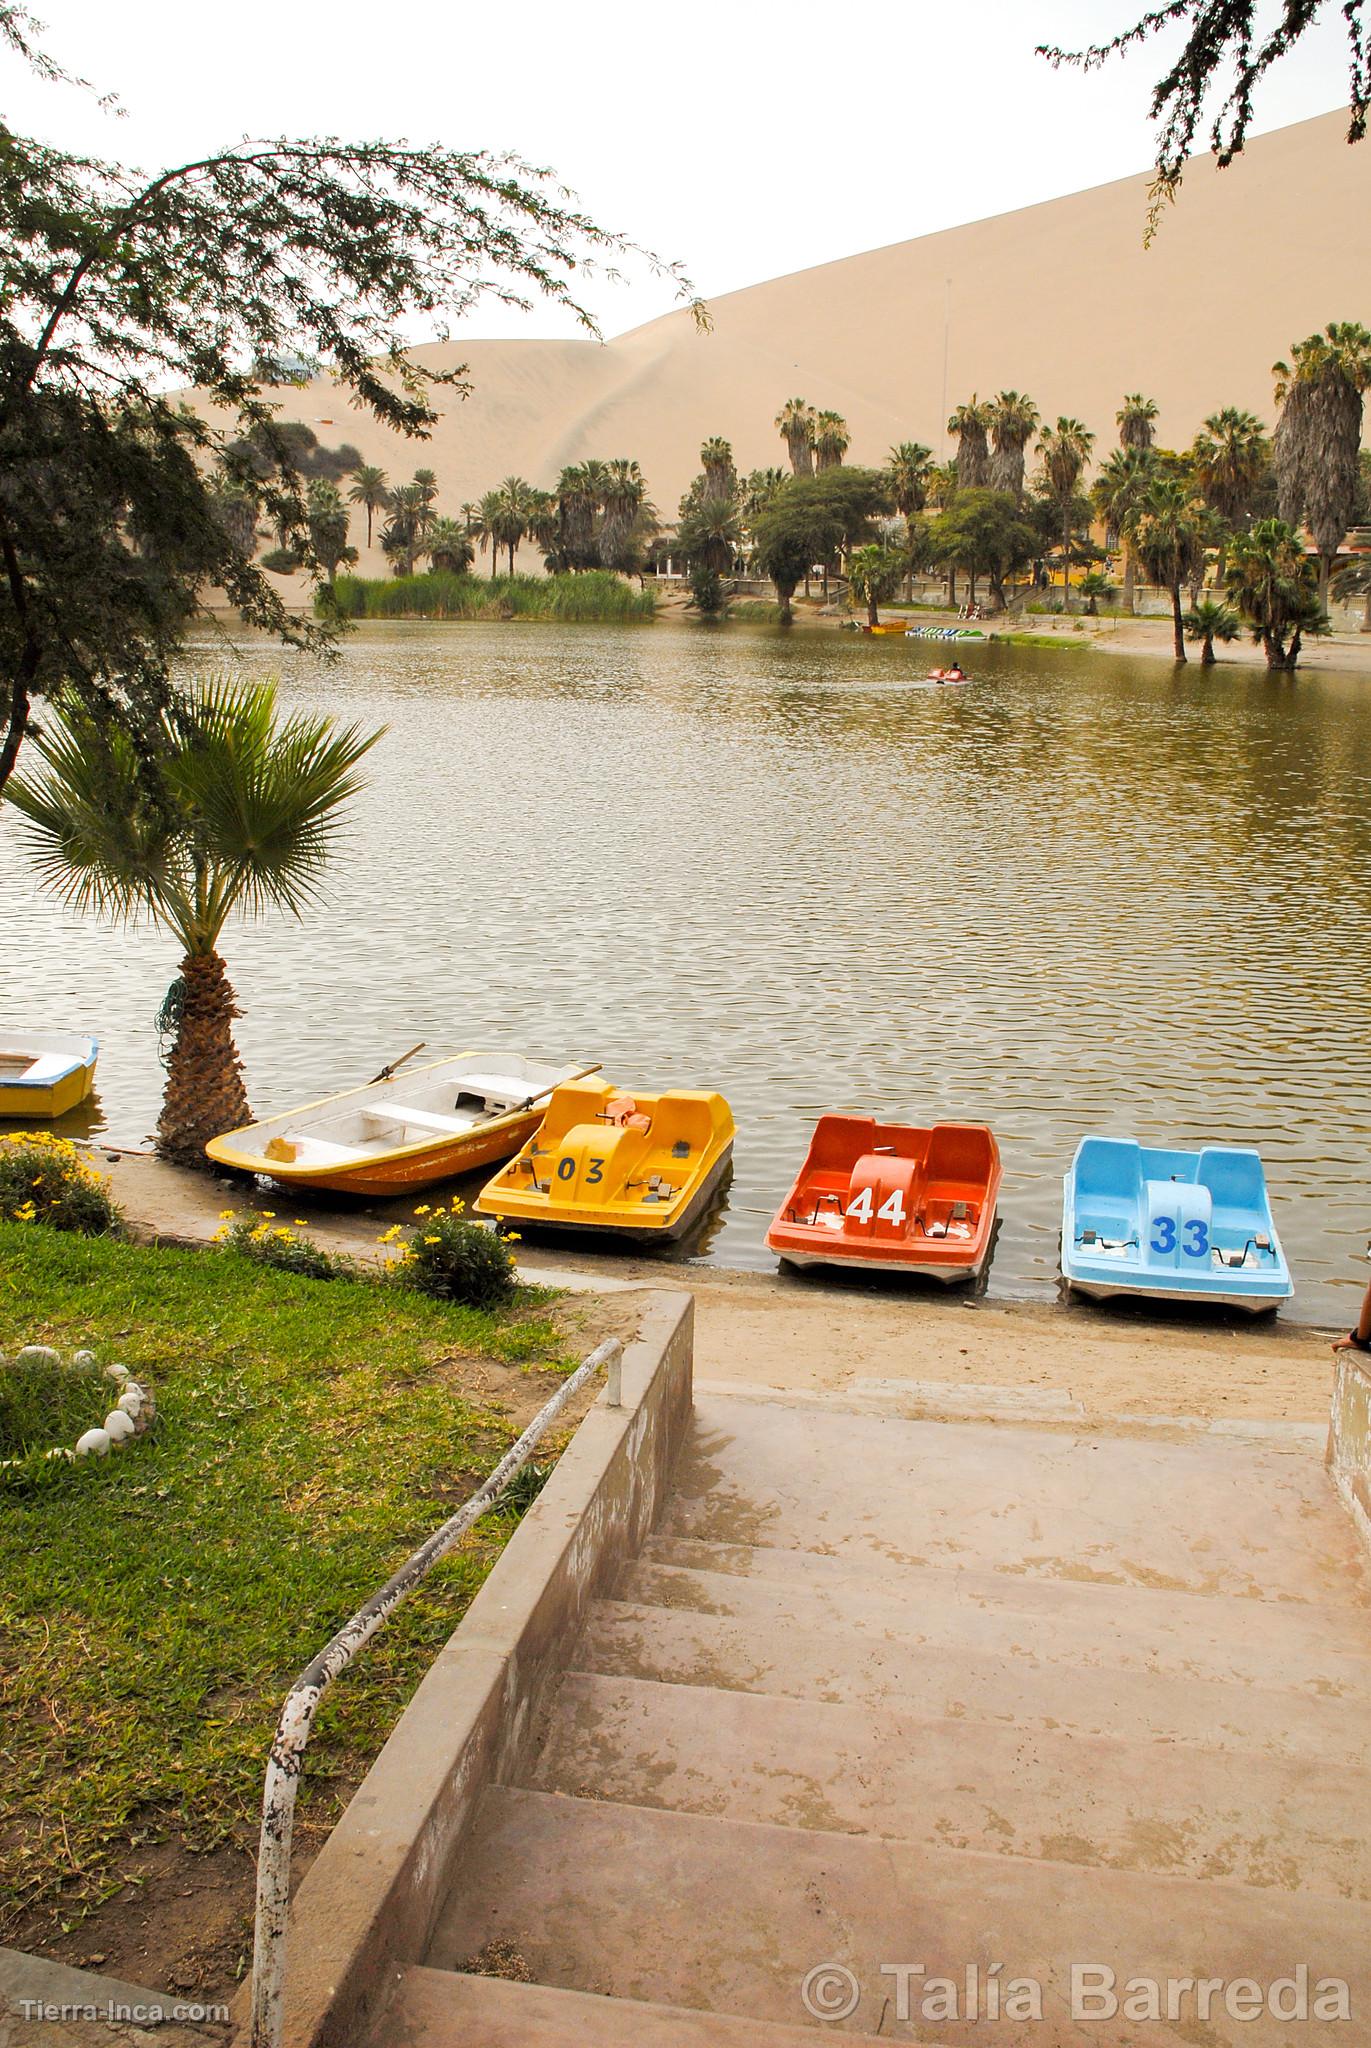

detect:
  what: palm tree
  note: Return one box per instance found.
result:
[699,439,736,500]
[1331,555,1371,633]
[1226,517,1325,669]
[474,488,504,575]
[947,398,993,489]
[1183,598,1241,664]
[348,465,390,548]
[1036,417,1096,605]
[305,479,354,587]
[988,392,1039,499]
[209,473,260,557]
[847,543,904,626]
[813,410,850,472]
[424,517,475,574]
[1129,476,1208,660]
[885,442,933,523]
[775,398,815,477]
[1117,394,1159,450]
[884,442,933,598]
[552,461,607,570]
[741,467,787,527]
[924,461,959,510]
[524,488,559,561]
[7,680,380,1164]
[677,496,741,577]
[1189,408,1270,576]
[411,468,439,507]
[381,481,434,575]
[1092,446,1158,613]
[492,475,534,574]
[1272,322,1371,609]
[599,459,649,572]
[1077,569,1113,616]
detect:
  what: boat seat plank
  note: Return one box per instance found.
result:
[360,1104,474,1137]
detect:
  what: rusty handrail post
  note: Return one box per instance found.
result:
[248,1336,624,2048]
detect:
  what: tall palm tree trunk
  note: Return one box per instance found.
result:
[157,950,251,1166]
[1169,583,1187,662]
[1122,548,1136,615]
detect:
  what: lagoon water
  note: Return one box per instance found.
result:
[3,619,1369,1324]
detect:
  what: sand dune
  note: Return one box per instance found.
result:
[245,111,1369,565]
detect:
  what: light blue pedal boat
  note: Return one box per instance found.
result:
[1061,1135,1293,1313]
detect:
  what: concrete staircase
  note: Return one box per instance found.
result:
[372,1388,1371,2046]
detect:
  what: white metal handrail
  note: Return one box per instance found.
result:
[248,1336,624,2048]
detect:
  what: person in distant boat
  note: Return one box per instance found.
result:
[1333,1271,1371,1355]
[944,662,966,681]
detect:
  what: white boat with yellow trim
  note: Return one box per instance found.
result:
[205,1049,585,1197]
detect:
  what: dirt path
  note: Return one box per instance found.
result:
[101,1152,1339,1427]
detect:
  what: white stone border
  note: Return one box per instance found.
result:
[0,1346,157,1470]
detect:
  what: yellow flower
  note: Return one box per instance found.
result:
[293,1219,307,1226]
[219,1209,236,1220]
[413,1204,432,1216]
[261,1211,277,1220]
[506,1232,522,1242]
[424,1235,440,1245]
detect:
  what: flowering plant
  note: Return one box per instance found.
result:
[379,1198,518,1308]
[0,1131,122,1234]
[214,1210,355,1281]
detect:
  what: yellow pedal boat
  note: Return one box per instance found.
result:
[0,1031,99,1118]
[476,1078,735,1243]
[205,1050,584,1198]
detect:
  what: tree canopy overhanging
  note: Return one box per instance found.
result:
[0,1,693,799]
[1037,1,1368,209]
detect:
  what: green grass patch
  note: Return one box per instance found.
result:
[0,1224,571,1937]
[329,569,657,623]
[989,632,1096,651]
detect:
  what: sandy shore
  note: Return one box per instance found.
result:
[99,1152,1341,1430]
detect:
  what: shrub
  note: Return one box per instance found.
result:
[215,1210,355,1281]
[327,570,656,623]
[381,1198,518,1309]
[687,564,725,615]
[0,1133,122,1234]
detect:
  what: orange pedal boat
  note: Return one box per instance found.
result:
[767,1115,1001,1283]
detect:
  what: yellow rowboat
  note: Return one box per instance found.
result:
[205,1050,585,1198]
[0,1031,99,1119]
[477,1078,735,1243]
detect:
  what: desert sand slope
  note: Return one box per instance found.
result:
[231,110,1368,565]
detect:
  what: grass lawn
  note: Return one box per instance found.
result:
[0,1222,603,1984]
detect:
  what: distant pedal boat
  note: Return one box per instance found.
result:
[0,1030,99,1119]
[767,1115,1001,1282]
[477,1078,735,1244]
[1061,1135,1293,1313]
[204,1050,581,1198]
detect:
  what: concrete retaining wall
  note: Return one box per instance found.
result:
[1328,1349,1371,1555]
[260,1290,694,2048]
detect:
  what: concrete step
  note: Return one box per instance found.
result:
[577,1593,1371,1765]
[530,1670,1371,1901]
[426,1786,1371,2046]
[373,1965,911,2046]
[631,1544,1371,1697]
[669,1396,1371,1605]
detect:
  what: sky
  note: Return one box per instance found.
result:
[4,0,1356,341]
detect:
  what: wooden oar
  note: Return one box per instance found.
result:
[479,1062,603,1122]
[369,1041,426,1085]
